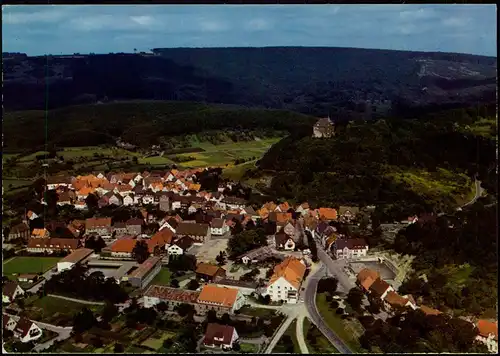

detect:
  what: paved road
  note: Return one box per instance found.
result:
[461,178,484,208]
[316,245,355,294]
[304,265,353,354]
[28,268,59,294]
[296,312,309,354]
[47,294,105,305]
[263,312,298,354]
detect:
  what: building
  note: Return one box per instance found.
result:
[175,222,211,243]
[3,314,17,331]
[210,218,229,236]
[8,223,30,241]
[113,222,128,237]
[3,282,25,304]
[261,257,306,304]
[312,117,335,138]
[197,284,246,315]
[317,208,338,221]
[203,323,239,350]
[17,274,38,283]
[338,206,360,222]
[109,238,137,258]
[239,246,280,265]
[214,278,258,296]
[125,218,143,236]
[57,248,94,273]
[368,278,394,300]
[13,317,43,343]
[356,268,381,291]
[475,320,498,353]
[196,263,226,282]
[275,231,296,251]
[333,238,369,259]
[127,256,162,289]
[167,236,194,256]
[85,217,112,236]
[27,238,80,254]
[383,291,417,311]
[143,284,200,309]
[418,305,442,316]
[31,228,49,239]
[220,197,247,210]
[159,194,170,212]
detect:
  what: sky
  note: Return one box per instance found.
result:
[2,4,497,57]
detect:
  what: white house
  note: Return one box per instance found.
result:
[476,320,498,353]
[3,314,17,331]
[261,257,306,304]
[203,323,239,350]
[3,282,25,304]
[57,248,94,273]
[142,193,155,205]
[123,195,135,206]
[275,232,296,251]
[334,238,369,260]
[13,318,43,343]
[210,218,229,236]
[167,237,194,256]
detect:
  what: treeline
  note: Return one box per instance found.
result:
[3,101,316,151]
[256,103,497,220]
[396,200,497,316]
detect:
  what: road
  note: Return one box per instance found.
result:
[296,312,309,354]
[461,178,484,208]
[316,245,355,294]
[263,312,298,354]
[304,265,353,354]
[28,267,59,294]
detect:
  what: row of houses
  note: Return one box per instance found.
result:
[357,268,498,353]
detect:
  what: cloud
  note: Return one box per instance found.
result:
[130,16,155,26]
[399,8,437,20]
[198,20,229,32]
[442,17,469,27]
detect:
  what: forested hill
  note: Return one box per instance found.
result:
[255,103,497,221]
[3,47,496,115]
[2,101,316,152]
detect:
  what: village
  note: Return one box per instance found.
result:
[2,166,498,354]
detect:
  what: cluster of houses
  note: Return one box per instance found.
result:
[356,268,498,353]
[2,313,43,344]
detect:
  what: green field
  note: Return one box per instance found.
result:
[3,256,60,275]
[141,331,176,350]
[315,293,364,353]
[239,306,276,319]
[240,343,259,353]
[222,160,257,181]
[175,138,280,168]
[27,295,102,325]
[150,268,172,286]
[303,317,339,353]
[2,178,34,193]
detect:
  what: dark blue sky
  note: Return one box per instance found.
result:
[2,4,497,56]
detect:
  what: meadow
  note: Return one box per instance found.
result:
[3,256,60,275]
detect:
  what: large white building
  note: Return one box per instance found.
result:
[260,257,306,304]
[57,248,94,273]
[334,238,369,260]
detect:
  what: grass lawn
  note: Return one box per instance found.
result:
[150,268,172,286]
[2,178,34,194]
[274,319,300,354]
[138,156,173,165]
[3,256,60,275]
[222,160,257,181]
[27,296,102,325]
[239,306,277,319]
[303,317,340,354]
[240,343,259,353]
[316,293,364,353]
[141,331,176,350]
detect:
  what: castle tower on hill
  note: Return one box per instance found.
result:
[312,116,335,138]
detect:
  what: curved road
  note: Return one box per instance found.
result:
[460,178,483,208]
[304,264,353,354]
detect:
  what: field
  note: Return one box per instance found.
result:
[315,293,364,353]
[240,343,259,353]
[2,178,34,194]
[303,317,339,354]
[238,306,277,319]
[141,330,176,350]
[222,160,257,181]
[174,138,280,168]
[150,268,172,286]
[26,295,102,326]
[3,256,60,276]
[385,167,473,204]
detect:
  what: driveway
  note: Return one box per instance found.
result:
[28,268,60,294]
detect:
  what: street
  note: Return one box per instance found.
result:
[304,265,353,354]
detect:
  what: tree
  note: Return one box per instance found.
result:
[175,303,195,318]
[73,307,96,333]
[317,277,338,294]
[232,342,241,351]
[228,229,267,258]
[156,301,168,312]
[281,335,294,353]
[85,193,100,212]
[220,313,231,324]
[215,250,226,265]
[132,240,150,264]
[102,301,118,322]
[186,279,200,291]
[114,343,124,353]
[85,235,106,253]
[346,287,364,312]
[170,279,180,288]
[168,254,197,271]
